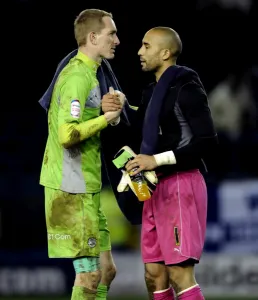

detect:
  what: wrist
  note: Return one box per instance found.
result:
[153,151,176,166]
[110,116,120,126]
[104,113,113,124]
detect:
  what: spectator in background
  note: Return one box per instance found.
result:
[208,69,257,177]
[209,70,255,140]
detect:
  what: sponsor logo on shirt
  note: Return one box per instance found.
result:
[71,99,80,118]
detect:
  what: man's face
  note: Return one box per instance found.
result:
[138,31,163,72]
[96,16,120,59]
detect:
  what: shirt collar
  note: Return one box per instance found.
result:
[76,50,100,73]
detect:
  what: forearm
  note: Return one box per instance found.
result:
[153,135,218,167]
[58,115,108,148]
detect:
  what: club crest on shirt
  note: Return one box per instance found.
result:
[88,237,97,248]
[71,99,80,118]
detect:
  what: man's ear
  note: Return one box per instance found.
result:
[161,49,171,60]
[89,32,97,45]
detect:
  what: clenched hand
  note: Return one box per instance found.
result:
[102,87,125,113]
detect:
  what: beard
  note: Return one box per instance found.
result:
[142,61,160,73]
[141,54,161,72]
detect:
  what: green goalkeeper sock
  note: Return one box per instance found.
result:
[96,284,108,299]
[71,286,96,300]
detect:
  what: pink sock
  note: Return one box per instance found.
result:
[178,285,205,299]
[153,287,175,300]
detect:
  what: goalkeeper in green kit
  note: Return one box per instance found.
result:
[39,9,125,300]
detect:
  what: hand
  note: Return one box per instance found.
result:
[101,87,125,113]
[104,109,122,124]
[125,154,158,176]
[114,89,126,107]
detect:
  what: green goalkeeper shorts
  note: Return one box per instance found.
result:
[44,187,111,258]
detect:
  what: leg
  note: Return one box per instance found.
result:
[45,188,101,299]
[72,192,104,299]
[99,250,116,286]
[155,170,207,299]
[73,257,102,299]
[145,262,173,300]
[96,250,116,299]
[166,261,197,294]
[167,261,204,299]
[141,195,175,299]
[96,196,116,299]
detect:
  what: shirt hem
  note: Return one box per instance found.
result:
[40,181,101,194]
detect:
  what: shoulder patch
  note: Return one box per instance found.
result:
[71,100,81,118]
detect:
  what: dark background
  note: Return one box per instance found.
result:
[1,0,258,299]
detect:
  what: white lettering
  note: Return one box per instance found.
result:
[48,234,71,240]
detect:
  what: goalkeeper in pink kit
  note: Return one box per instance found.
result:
[106,27,218,299]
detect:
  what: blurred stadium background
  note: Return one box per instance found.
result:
[1,0,258,299]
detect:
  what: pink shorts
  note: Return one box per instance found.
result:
[141,169,207,265]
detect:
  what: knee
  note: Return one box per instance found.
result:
[75,270,101,290]
[168,265,196,293]
[144,264,169,292]
[102,262,117,282]
[169,267,183,290]
[73,257,101,290]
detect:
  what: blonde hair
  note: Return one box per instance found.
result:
[74,9,113,46]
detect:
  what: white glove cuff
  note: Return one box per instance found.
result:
[153,151,176,166]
